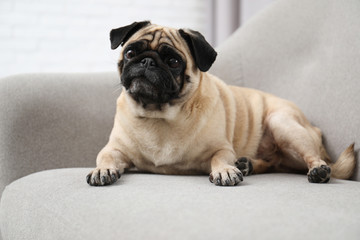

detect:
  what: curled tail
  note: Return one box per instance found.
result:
[330,143,356,180]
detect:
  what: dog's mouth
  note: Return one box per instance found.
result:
[127,77,164,104]
[123,72,180,106]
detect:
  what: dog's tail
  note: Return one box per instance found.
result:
[329,143,356,180]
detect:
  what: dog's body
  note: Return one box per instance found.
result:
[87,21,355,186]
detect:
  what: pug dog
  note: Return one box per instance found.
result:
[86,21,355,186]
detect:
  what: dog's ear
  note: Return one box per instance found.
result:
[179,29,217,72]
[110,21,151,50]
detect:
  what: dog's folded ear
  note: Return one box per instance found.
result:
[110,21,151,50]
[179,29,217,72]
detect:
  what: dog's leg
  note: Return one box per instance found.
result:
[235,157,279,175]
[209,149,243,186]
[267,112,330,183]
[86,146,130,186]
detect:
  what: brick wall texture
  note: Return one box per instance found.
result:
[0,0,208,78]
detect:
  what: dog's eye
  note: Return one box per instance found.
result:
[125,50,136,60]
[167,58,180,68]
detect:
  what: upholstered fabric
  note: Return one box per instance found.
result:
[1,0,360,239]
[211,0,360,180]
[1,169,360,240]
[0,72,118,197]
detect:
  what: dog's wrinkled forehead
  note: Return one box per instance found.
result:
[110,21,217,72]
[124,25,188,55]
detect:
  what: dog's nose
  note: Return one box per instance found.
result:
[140,58,156,68]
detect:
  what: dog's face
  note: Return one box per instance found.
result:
[110,21,217,109]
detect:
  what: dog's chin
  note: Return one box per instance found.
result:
[126,77,174,107]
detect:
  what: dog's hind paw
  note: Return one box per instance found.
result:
[307,165,331,183]
[235,157,254,176]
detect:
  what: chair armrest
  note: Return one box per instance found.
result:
[0,72,119,196]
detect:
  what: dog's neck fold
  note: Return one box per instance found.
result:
[120,72,218,124]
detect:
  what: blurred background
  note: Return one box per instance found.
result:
[0,0,273,78]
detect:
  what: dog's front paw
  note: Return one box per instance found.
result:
[209,167,243,186]
[307,165,331,183]
[235,157,253,176]
[86,168,121,186]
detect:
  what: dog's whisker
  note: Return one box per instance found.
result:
[112,84,123,94]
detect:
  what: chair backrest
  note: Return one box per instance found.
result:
[210,0,360,180]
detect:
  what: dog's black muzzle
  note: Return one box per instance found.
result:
[121,56,180,106]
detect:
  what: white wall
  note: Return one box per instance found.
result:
[0,0,273,78]
[0,0,209,78]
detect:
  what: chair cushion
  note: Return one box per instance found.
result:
[1,168,360,240]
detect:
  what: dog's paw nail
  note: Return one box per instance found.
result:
[87,168,121,186]
[236,172,244,182]
[101,176,108,185]
[210,167,243,186]
[111,173,117,183]
[116,170,122,179]
[209,173,214,183]
[225,179,231,186]
[86,173,91,184]
[216,178,222,186]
